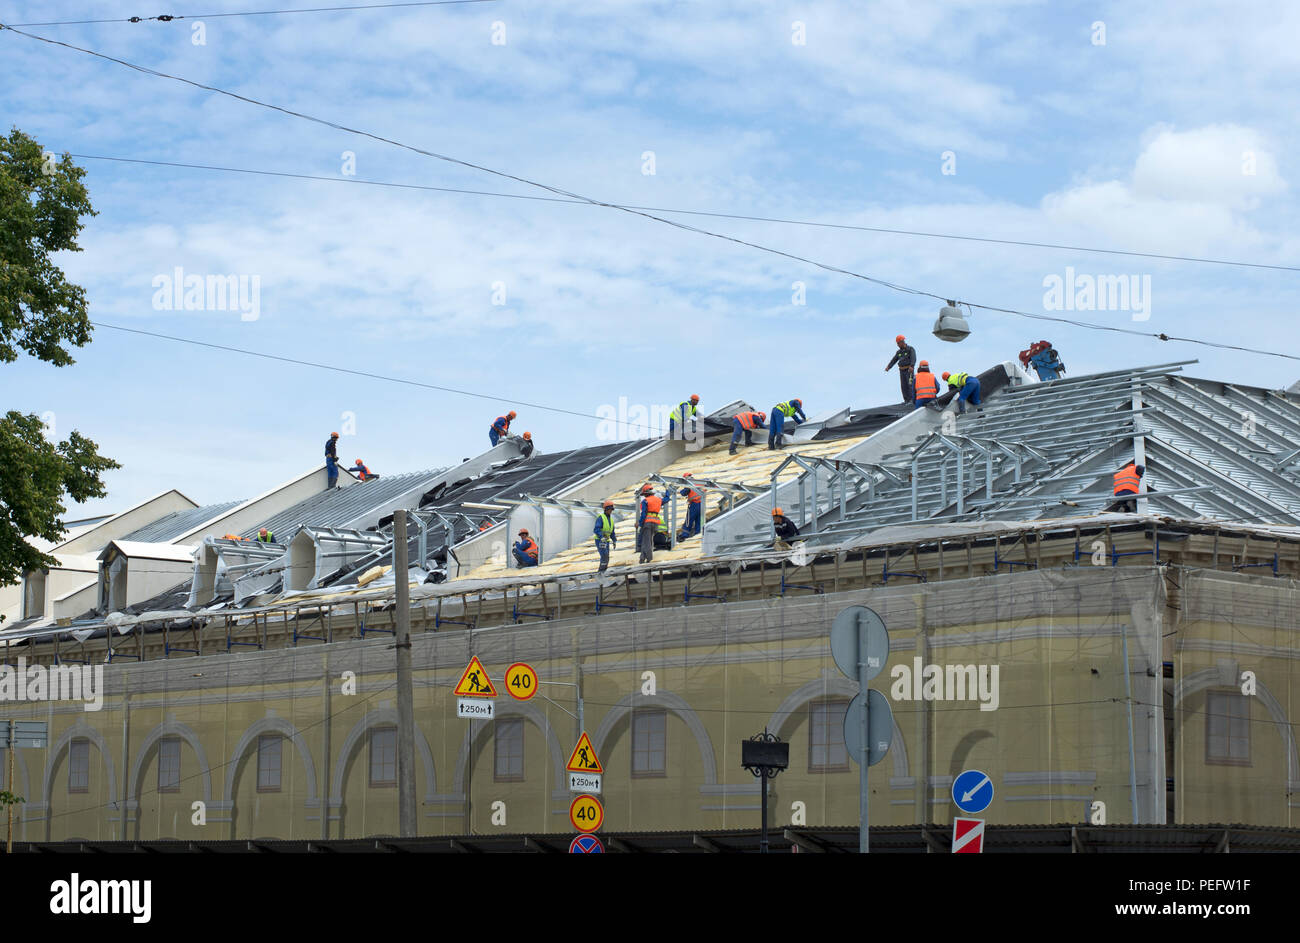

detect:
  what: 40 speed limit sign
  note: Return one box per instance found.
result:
[569,794,604,832]
[504,662,538,701]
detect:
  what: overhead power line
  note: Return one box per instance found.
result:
[3,0,497,28]
[69,153,1300,274]
[4,25,1298,363]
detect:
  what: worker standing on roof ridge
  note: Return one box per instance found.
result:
[885,335,918,403]
[490,411,517,446]
[348,458,379,481]
[913,363,940,409]
[941,370,983,415]
[637,484,661,563]
[668,395,700,440]
[730,410,766,455]
[1110,461,1145,513]
[772,507,801,550]
[768,398,806,450]
[257,528,273,543]
[513,528,539,568]
[677,473,703,540]
[325,431,340,489]
[594,499,618,574]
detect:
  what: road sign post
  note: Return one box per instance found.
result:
[831,606,890,854]
[2,721,46,854]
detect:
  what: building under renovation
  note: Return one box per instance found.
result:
[2,359,1300,846]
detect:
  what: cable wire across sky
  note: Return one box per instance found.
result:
[2,23,1297,363]
[3,0,498,28]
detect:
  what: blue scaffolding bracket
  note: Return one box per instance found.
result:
[684,578,726,603]
[779,564,823,595]
[1233,553,1279,576]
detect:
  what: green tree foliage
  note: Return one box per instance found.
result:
[0,129,119,595]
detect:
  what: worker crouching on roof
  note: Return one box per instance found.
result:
[594,500,617,574]
[637,484,662,563]
[257,528,273,543]
[349,458,379,481]
[768,398,806,450]
[772,507,801,550]
[1110,461,1146,513]
[912,363,939,409]
[519,431,534,459]
[490,410,516,446]
[1028,342,1065,381]
[941,371,982,415]
[513,529,539,568]
[885,334,917,403]
[730,410,766,455]
[677,473,703,540]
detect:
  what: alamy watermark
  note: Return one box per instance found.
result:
[596,397,705,450]
[890,657,1000,711]
[1042,266,1150,321]
[0,658,104,712]
[152,266,260,321]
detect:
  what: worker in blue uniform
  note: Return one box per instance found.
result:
[942,371,983,414]
[677,473,703,540]
[768,399,806,450]
[325,432,340,488]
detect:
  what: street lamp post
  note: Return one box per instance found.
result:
[741,730,789,854]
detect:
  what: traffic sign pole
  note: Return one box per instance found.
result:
[858,620,869,854]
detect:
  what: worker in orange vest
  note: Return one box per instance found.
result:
[729,410,766,455]
[677,473,704,540]
[637,484,662,563]
[513,529,539,568]
[912,362,940,409]
[490,411,517,446]
[1111,462,1145,513]
[348,459,378,481]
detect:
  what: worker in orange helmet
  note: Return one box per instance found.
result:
[325,431,341,489]
[520,430,535,459]
[912,361,939,409]
[513,528,539,568]
[636,483,663,563]
[490,410,517,446]
[348,458,378,482]
[677,473,704,540]
[669,394,700,440]
[772,506,800,549]
[886,335,918,404]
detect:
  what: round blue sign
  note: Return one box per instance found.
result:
[952,769,993,815]
[569,833,604,854]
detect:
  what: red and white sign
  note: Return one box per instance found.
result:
[952,816,984,853]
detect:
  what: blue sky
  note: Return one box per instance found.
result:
[2,0,1297,517]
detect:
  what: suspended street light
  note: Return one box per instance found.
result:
[933,299,971,342]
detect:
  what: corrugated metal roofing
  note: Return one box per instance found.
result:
[249,468,448,540]
[119,500,244,543]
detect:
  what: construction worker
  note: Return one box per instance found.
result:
[490,411,517,446]
[913,362,940,409]
[729,410,766,455]
[325,431,340,489]
[1111,462,1145,513]
[768,399,806,450]
[593,500,617,573]
[885,334,918,403]
[519,431,534,459]
[513,528,539,568]
[348,458,379,481]
[772,507,800,550]
[478,518,494,532]
[677,473,703,540]
[256,528,273,543]
[637,484,662,563]
[668,395,700,440]
[941,371,983,415]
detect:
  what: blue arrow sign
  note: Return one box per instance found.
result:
[952,769,993,815]
[569,833,604,854]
